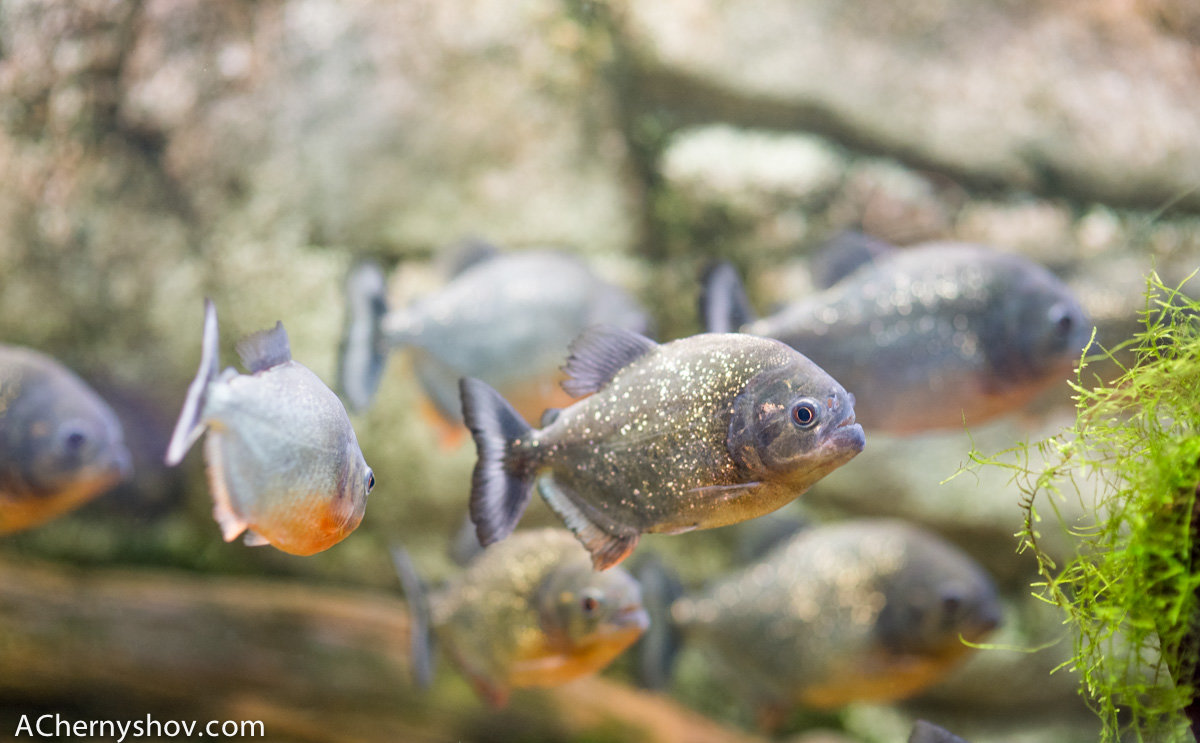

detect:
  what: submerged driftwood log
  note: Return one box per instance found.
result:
[0,557,763,743]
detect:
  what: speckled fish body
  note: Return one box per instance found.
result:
[670,519,1000,713]
[710,241,1091,433]
[0,346,131,533]
[165,300,373,556]
[393,528,648,707]
[339,250,650,426]
[462,327,865,570]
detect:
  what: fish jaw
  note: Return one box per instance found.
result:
[508,623,646,689]
[0,466,124,534]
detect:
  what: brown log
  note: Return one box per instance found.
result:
[0,557,764,743]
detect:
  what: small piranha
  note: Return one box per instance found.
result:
[338,248,651,447]
[164,300,374,556]
[390,528,649,708]
[702,234,1092,434]
[0,346,132,534]
[909,720,971,743]
[638,519,1001,728]
[461,325,865,570]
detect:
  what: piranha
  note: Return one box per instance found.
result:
[702,234,1092,434]
[391,528,649,707]
[339,248,650,446]
[0,346,132,534]
[638,519,1001,728]
[461,326,865,570]
[164,300,374,556]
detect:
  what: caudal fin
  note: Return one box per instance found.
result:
[634,554,686,690]
[164,299,220,466]
[699,261,758,333]
[338,261,391,412]
[391,545,435,689]
[460,377,535,547]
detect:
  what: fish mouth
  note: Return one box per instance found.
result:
[827,415,865,454]
[613,605,650,632]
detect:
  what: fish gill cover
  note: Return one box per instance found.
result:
[966,270,1200,742]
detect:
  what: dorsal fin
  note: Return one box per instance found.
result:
[561,326,657,397]
[235,322,292,373]
[810,230,895,288]
[700,261,758,333]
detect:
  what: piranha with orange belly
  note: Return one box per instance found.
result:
[165,300,374,555]
[391,528,648,708]
[0,346,131,533]
[461,326,865,570]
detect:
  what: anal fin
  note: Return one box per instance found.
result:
[204,432,251,543]
[536,477,639,570]
[243,531,270,547]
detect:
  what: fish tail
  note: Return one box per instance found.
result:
[634,554,687,691]
[164,299,220,466]
[700,260,758,333]
[337,261,391,412]
[460,377,536,547]
[390,545,435,689]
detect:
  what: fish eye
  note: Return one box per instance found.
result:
[1048,303,1076,335]
[58,424,90,453]
[790,399,820,429]
[580,593,601,614]
[365,469,375,494]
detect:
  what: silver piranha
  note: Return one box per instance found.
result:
[461,326,865,570]
[165,300,374,556]
[391,528,648,708]
[0,346,131,533]
[703,235,1092,433]
[339,248,650,446]
[640,519,1001,727]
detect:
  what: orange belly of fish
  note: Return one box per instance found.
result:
[0,473,120,534]
[797,649,968,709]
[249,495,358,556]
[508,628,642,688]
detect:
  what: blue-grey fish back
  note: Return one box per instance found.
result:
[236,321,292,373]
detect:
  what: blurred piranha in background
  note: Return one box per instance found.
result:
[703,233,1092,434]
[391,528,648,708]
[339,247,650,446]
[638,518,1001,728]
[0,346,132,533]
[165,300,374,556]
[461,326,865,570]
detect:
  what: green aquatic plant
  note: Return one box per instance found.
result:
[972,270,1200,742]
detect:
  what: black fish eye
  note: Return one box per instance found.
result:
[1049,303,1075,335]
[790,399,820,429]
[365,470,375,494]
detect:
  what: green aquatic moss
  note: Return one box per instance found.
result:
[972,271,1200,741]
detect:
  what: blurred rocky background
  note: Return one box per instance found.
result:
[1,0,1198,741]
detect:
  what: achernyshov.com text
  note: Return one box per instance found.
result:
[14,714,265,741]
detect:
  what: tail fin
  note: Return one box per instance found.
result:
[700,261,758,333]
[338,261,391,412]
[460,377,536,547]
[164,299,220,466]
[634,554,686,690]
[391,545,435,689]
